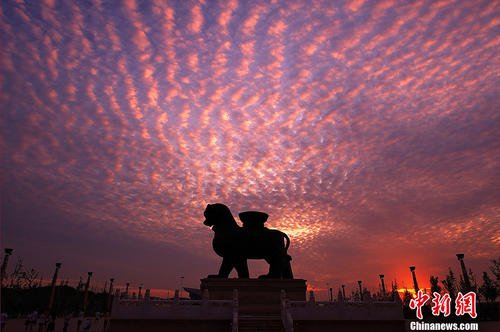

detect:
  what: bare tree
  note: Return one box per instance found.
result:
[6,258,40,289]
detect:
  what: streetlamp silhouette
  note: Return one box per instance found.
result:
[48,263,62,312]
[357,281,363,301]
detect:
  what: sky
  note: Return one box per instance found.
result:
[1,0,499,299]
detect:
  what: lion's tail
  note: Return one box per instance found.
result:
[282,232,292,260]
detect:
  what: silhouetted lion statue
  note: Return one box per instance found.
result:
[203,203,294,279]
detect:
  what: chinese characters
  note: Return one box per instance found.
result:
[409,291,477,319]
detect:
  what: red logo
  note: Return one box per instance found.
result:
[455,292,477,318]
[409,290,430,319]
[431,292,451,317]
[409,291,477,319]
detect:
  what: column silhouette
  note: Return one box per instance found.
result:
[107,278,114,312]
[409,266,419,293]
[48,263,62,312]
[379,274,386,297]
[456,254,472,291]
[83,272,93,314]
[124,282,130,298]
[0,248,13,287]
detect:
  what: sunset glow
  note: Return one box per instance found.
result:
[1,0,499,298]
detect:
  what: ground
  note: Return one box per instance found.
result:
[1,318,108,332]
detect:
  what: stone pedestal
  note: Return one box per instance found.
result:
[201,278,307,315]
[201,278,307,300]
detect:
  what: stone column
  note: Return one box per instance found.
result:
[0,248,14,286]
[124,282,130,298]
[337,288,344,302]
[106,278,114,312]
[83,272,93,314]
[456,254,471,291]
[48,263,62,312]
[379,274,386,297]
[409,266,419,293]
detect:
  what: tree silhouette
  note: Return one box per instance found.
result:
[5,258,40,289]
[391,280,399,301]
[402,289,412,306]
[430,276,441,294]
[441,268,457,300]
[479,272,498,302]
[459,268,478,294]
[489,258,500,292]
[76,276,84,291]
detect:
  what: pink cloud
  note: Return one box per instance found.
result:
[189,3,204,34]
[346,0,365,13]
[218,0,238,30]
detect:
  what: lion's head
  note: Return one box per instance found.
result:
[203,203,238,228]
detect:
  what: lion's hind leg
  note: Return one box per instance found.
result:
[258,256,282,279]
[216,257,235,278]
[234,258,250,278]
[281,255,294,279]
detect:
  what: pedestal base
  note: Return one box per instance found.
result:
[201,278,307,315]
[201,278,306,299]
